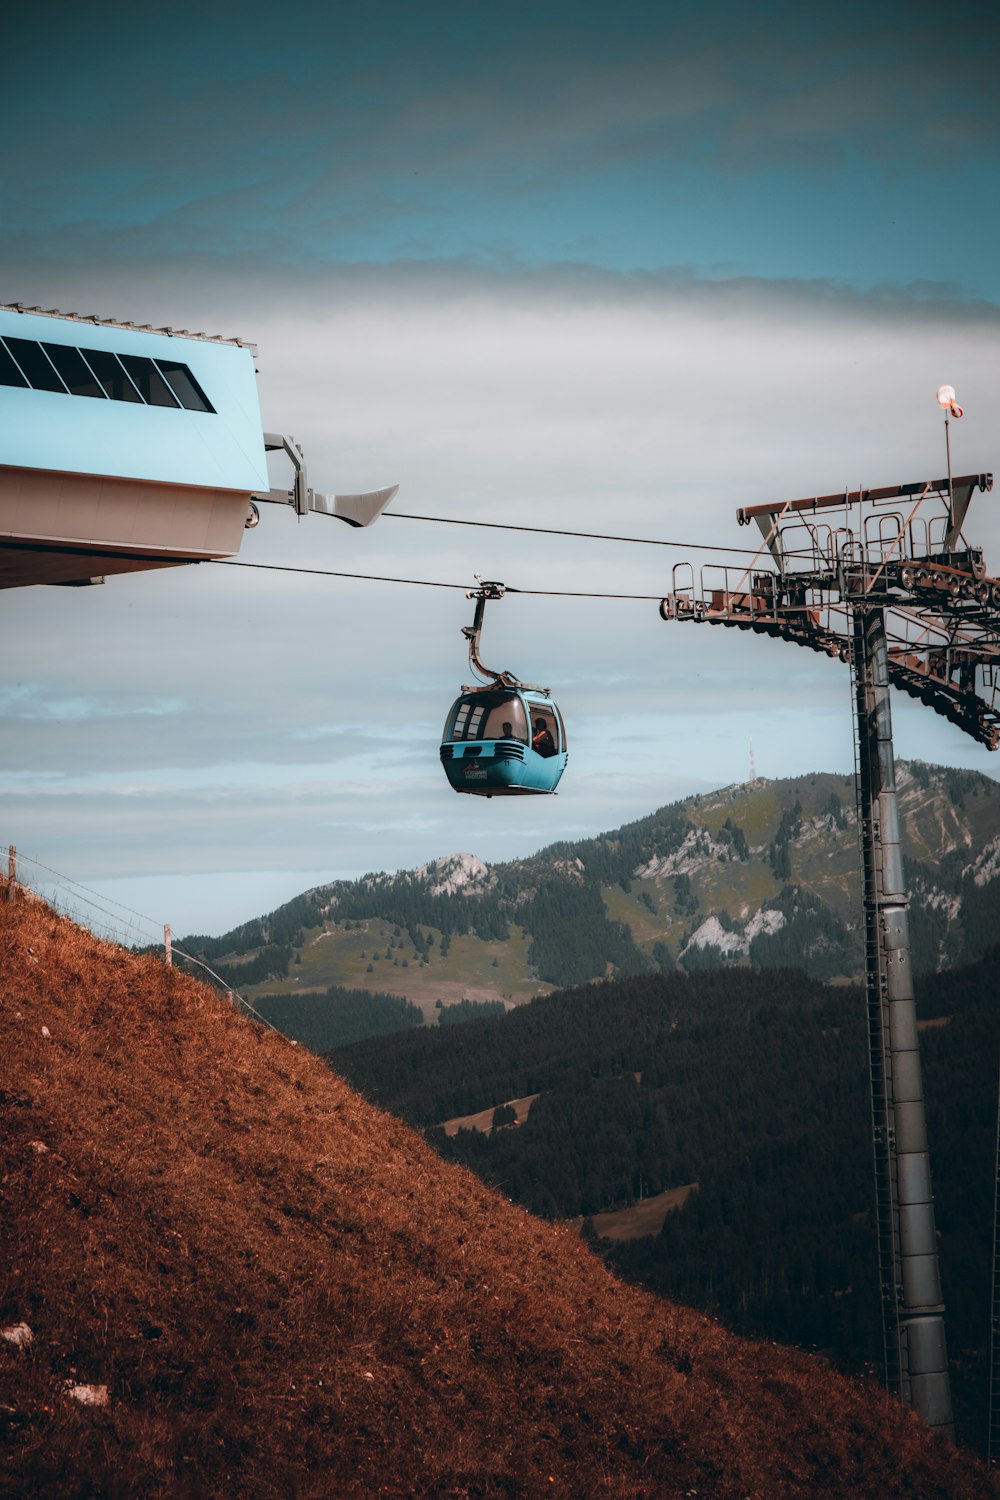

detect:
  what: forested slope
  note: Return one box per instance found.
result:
[334,954,1000,1450]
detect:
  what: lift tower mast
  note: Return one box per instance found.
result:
[852,602,945,1418]
[662,453,997,1437]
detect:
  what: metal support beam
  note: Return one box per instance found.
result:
[258,432,398,527]
[263,432,310,516]
[736,473,991,527]
[853,607,954,1437]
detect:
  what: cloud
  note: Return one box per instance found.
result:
[2,256,998,930]
[0,685,184,723]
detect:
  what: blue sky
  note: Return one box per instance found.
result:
[2,0,999,937]
[7,2,1000,289]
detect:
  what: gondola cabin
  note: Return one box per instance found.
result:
[440,685,567,796]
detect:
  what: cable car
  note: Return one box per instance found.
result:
[440,579,568,797]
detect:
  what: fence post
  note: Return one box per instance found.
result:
[6,845,15,902]
[164,924,172,967]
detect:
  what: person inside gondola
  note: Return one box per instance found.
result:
[532,716,556,757]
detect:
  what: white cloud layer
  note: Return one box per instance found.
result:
[1,267,997,934]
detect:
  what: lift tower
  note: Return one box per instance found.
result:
[662,459,998,1437]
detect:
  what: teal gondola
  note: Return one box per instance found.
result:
[440,579,568,798]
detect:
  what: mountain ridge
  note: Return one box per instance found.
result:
[180,762,1000,1037]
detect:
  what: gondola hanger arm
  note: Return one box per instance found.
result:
[462,577,522,686]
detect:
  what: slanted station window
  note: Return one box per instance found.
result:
[4,337,65,394]
[157,360,214,413]
[43,343,107,399]
[0,341,29,389]
[0,336,215,413]
[118,354,181,408]
[81,347,143,403]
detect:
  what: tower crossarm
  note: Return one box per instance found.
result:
[886,655,1000,749]
[735,473,992,568]
[662,470,1000,752]
[661,578,850,661]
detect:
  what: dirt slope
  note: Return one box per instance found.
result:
[0,891,994,1499]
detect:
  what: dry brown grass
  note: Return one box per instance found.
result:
[1,890,995,1499]
[583,1185,699,1244]
[442,1095,540,1138]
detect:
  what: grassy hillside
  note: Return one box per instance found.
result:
[2,889,996,1497]
[179,763,1000,1033]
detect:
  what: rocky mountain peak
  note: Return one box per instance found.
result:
[414,851,493,896]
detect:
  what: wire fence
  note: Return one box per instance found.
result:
[0,844,285,1036]
[1,843,163,948]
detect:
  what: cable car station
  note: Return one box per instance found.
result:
[0,303,397,590]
